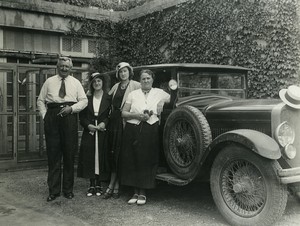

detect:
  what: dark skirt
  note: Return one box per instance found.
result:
[108,109,123,171]
[119,122,159,189]
[77,129,110,181]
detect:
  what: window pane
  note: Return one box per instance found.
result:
[73,39,82,52]
[0,115,13,160]
[88,40,96,53]
[62,37,72,51]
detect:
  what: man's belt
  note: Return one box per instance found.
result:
[47,102,76,109]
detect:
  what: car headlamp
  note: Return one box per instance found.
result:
[275,121,295,147]
[168,79,178,90]
[283,144,297,159]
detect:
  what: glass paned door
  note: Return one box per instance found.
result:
[17,66,56,162]
[0,69,15,160]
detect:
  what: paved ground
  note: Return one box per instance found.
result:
[0,168,300,226]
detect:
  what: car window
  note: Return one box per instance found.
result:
[178,70,246,98]
[134,68,172,92]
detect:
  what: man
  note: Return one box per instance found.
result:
[37,57,88,202]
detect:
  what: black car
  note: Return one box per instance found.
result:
[103,63,300,226]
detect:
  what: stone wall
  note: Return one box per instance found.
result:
[0,0,190,33]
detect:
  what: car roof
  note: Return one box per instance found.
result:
[101,63,250,76]
[133,63,250,71]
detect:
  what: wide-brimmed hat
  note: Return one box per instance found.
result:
[279,85,300,109]
[115,62,133,79]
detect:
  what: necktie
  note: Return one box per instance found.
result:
[59,78,66,98]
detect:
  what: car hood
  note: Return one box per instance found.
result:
[177,94,281,113]
[206,98,282,113]
[178,95,282,138]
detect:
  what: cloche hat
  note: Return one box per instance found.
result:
[279,85,300,109]
[88,72,110,93]
[115,62,133,79]
[89,72,102,83]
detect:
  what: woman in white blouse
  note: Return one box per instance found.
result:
[120,69,170,205]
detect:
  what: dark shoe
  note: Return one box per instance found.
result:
[47,193,60,202]
[102,187,113,199]
[112,189,120,199]
[63,192,74,199]
[86,187,95,197]
[95,186,103,196]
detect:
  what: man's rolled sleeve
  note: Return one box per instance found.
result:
[37,83,47,119]
[71,83,88,113]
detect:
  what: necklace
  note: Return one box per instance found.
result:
[142,89,151,95]
[120,82,129,90]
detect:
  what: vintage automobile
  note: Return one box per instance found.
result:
[103,63,300,226]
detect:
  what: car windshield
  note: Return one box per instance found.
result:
[178,69,247,98]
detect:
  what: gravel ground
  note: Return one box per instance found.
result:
[0,168,299,226]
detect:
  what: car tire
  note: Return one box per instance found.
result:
[210,144,287,226]
[163,105,212,180]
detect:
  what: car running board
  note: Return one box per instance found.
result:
[156,173,192,186]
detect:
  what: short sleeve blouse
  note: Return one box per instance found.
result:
[125,88,170,125]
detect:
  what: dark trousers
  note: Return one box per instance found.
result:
[44,107,78,195]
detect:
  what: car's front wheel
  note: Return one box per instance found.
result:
[210,144,287,226]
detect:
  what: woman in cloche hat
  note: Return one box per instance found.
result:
[77,72,111,197]
[102,62,141,199]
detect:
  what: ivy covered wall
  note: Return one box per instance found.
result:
[74,0,300,98]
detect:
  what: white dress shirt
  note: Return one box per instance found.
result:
[37,75,88,118]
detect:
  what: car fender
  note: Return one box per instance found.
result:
[209,129,281,160]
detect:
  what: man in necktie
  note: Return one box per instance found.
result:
[37,57,88,202]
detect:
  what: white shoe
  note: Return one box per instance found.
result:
[137,195,146,205]
[86,187,95,197]
[95,186,102,196]
[128,194,139,204]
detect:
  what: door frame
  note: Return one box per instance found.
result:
[0,62,88,171]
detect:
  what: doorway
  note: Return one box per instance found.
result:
[0,63,88,170]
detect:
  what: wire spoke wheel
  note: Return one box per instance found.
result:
[210,144,287,226]
[221,160,266,217]
[164,105,211,180]
[169,119,197,167]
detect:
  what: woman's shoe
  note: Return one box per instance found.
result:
[127,194,139,204]
[95,186,103,196]
[112,189,120,199]
[86,187,95,197]
[137,195,146,205]
[102,187,113,199]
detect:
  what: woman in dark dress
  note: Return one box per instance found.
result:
[77,72,111,197]
[102,62,140,199]
[120,69,170,205]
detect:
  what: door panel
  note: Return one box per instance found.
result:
[17,67,56,162]
[0,69,15,160]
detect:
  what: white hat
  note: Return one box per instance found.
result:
[115,62,133,79]
[279,85,300,109]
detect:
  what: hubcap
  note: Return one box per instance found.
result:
[232,177,255,193]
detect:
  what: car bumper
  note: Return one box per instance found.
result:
[278,167,300,184]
